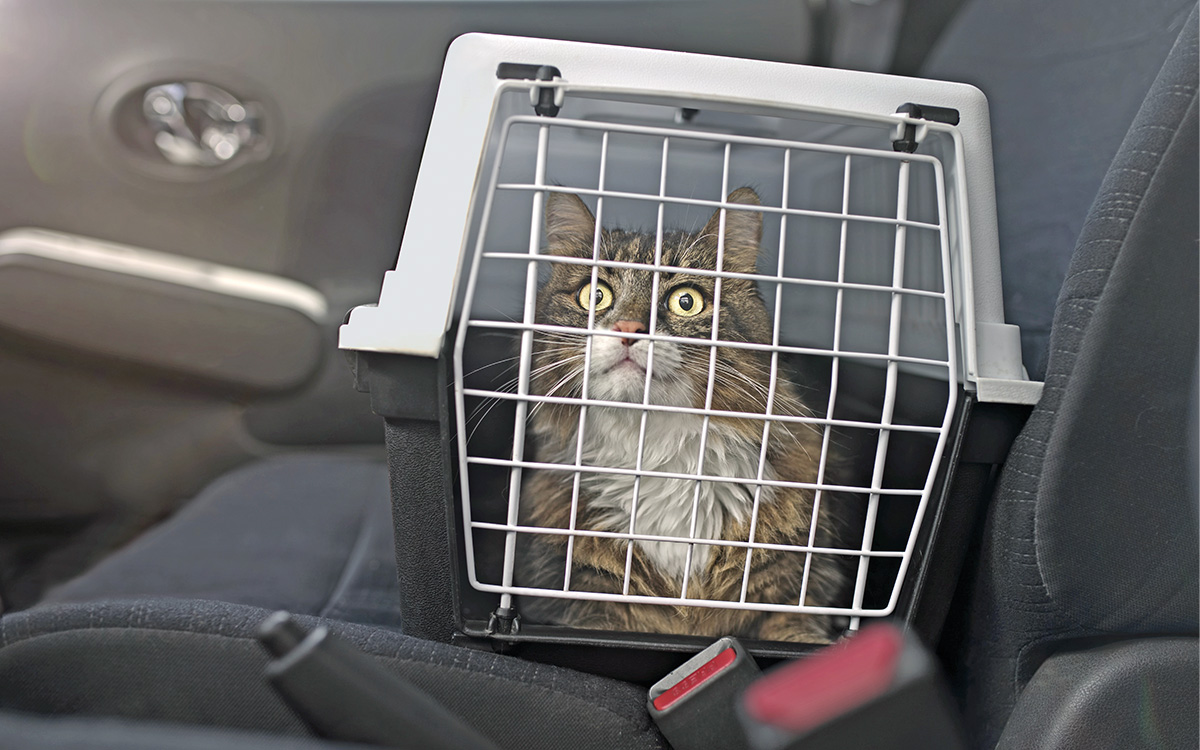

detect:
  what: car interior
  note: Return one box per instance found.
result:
[0,0,1196,748]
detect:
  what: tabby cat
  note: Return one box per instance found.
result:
[514,188,848,643]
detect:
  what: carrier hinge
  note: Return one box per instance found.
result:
[486,605,521,637]
[892,103,960,153]
[496,62,564,117]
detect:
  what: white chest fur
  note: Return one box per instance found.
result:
[556,406,773,582]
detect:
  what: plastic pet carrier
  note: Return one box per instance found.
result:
[342,34,1041,680]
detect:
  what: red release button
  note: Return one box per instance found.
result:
[742,624,903,734]
[652,647,738,712]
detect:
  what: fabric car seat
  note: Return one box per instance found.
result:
[36,454,403,627]
[921,3,1200,748]
[923,0,1197,383]
[0,454,668,750]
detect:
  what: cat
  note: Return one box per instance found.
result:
[513,187,849,643]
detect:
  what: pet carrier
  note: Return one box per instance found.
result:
[341,34,1040,679]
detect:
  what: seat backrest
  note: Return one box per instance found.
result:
[932,4,1199,747]
[922,0,1198,381]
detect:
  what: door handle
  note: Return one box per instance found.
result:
[142,81,263,167]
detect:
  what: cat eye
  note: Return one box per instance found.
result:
[576,280,614,313]
[666,286,705,317]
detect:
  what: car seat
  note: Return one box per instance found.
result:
[926,5,1200,747]
[0,455,668,749]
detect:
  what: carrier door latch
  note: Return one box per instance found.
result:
[496,62,565,117]
[486,604,520,637]
[892,103,960,153]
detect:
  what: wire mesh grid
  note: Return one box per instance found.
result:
[453,108,959,633]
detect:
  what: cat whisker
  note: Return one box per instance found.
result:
[464,395,511,443]
[692,359,824,454]
[531,355,587,379]
[679,231,718,259]
[466,355,582,426]
[462,357,520,381]
[711,358,816,415]
[463,355,588,441]
[527,357,589,413]
[473,306,522,324]
[464,346,586,385]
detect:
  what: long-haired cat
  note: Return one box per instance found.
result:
[515,188,849,643]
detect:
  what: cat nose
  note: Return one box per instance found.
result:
[612,320,647,347]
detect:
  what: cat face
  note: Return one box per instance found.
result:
[530,188,778,416]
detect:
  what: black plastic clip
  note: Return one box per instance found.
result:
[892,103,961,153]
[496,62,564,117]
[257,611,501,750]
[486,604,521,636]
[648,636,761,750]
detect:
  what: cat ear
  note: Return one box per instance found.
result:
[701,187,762,272]
[545,192,597,257]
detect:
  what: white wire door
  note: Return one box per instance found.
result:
[453,108,959,634]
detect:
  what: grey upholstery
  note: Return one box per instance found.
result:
[946,6,1200,748]
[0,599,666,750]
[0,711,372,750]
[1,453,666,749]
[922,0,1197,379]
[996,639,1200,750]
[43,454,402,628]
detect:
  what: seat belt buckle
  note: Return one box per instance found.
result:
[738,624,967,750]
[647,636,761,750]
